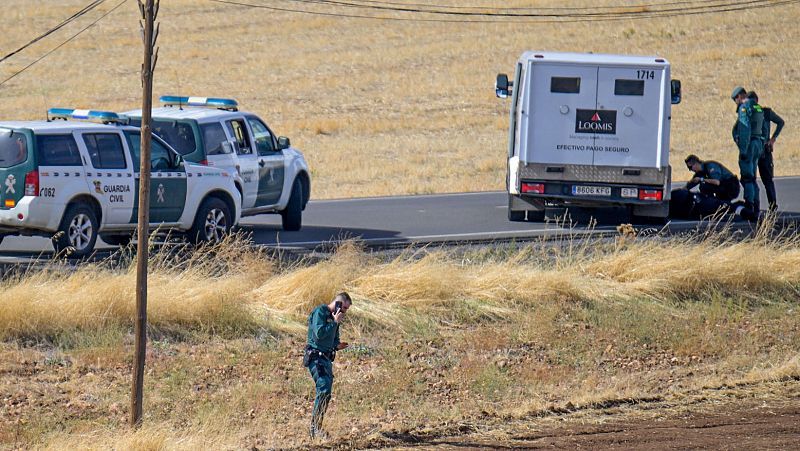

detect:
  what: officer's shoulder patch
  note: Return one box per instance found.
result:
[741,107,746,113]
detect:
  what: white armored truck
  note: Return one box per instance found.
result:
[496,51,682,222]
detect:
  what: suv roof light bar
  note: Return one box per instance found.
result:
[159,95,239,111]
[47,108,129,124]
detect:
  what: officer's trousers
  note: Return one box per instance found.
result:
[758,149,777,208]
[309,357,334,431]
[738,139,763,209]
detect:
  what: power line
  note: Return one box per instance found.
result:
[210,0,800,23]
[289,0,786,18]
[0,0,107,65]
[0,0,128,88]
[310,0,728,12]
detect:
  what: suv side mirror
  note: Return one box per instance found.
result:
[496,73,512,98]
[671,79,682,105]
[277,136,290,151]
[221,141,233,154]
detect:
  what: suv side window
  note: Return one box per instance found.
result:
[0,133,28,168]
[246,117,275,156]
[36,134,82,166]
[83,133,127,169]
[124,132,176,171]
[225,119,253,155]
[201,122,230,156]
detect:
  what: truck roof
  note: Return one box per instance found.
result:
[122,107,245,123]
[519,51,669,67]
[0,121,133,133]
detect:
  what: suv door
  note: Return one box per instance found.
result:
[125,131,187,224]
[246,116,284,207]
[80,132,134,226]
[225,118,258,210]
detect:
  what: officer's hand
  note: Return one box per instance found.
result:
[333,310,345,323]
[768,138,776,148]
[690,177,701,184]
[336,342,349,350]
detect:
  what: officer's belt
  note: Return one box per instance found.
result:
[305,345,335,361]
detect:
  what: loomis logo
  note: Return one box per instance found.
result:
[575,109,617,134]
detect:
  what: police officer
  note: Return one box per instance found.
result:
[304,292,351,439]
[747,91,785,211]
[731,86,765,213]
[684,154,740,201]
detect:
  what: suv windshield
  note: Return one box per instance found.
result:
[0,131,28,168]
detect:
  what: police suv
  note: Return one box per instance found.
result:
[123,96,311,231]
[0,109,242,258]
[496,52,682,222]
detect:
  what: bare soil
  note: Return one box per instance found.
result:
[383,382,800,451]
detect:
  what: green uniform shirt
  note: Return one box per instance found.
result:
[732,99,764,154]
[306,304,340,353]
[686,160,736,190]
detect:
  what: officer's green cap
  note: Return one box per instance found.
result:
[731,86,746,100]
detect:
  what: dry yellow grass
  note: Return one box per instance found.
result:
[0,1,797,199]
[0,224,798,448]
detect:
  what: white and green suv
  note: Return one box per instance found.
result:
[0,109,242,258]
[123,96,311,231]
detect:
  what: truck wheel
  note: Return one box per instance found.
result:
[526,210,545,222]
[54,203,99,258]
[101,233,132,247]
[189,197,231,244]
[281,179,303,231]
[508,209,526,222]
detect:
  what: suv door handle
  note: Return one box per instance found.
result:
[258,160,265,168]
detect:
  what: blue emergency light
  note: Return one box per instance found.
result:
[159,95,239,111]
[47,108,127,124]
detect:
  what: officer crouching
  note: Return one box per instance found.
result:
[304,292,351,439]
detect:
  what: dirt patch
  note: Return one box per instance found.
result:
[386,384,800,450]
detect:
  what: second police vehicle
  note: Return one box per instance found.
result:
[123,96,311,231]
[0,109,242,258]
[496,52,682,223]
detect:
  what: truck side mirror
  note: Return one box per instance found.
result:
[277,136,290,150]
[671,79,682,104]
[496,73,512,98]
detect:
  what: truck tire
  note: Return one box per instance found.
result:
[281,179,303,231]
[54,203,99,259]
[189,197,232,244]
[526,210,545,222]
[101,233,132,247]
[508,209,526,222]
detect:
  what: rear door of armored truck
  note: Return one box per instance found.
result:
[594,66,665,168]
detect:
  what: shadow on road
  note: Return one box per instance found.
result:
[243,224,402,247]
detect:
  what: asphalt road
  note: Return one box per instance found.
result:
[2,176,799,257]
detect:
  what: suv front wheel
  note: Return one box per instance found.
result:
[54,203,99,259]
[281,179,303,231]
[189,197,232,244]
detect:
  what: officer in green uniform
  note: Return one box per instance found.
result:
[304,292,351,439]
[731,86,764,212]
[748,91,785,211]
[684,154,740,201]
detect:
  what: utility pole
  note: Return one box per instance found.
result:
[131,0,159,428]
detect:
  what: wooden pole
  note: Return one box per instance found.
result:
[131,0,159,428]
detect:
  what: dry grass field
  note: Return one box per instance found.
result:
[0,225,798,448]
[0,0,798,199]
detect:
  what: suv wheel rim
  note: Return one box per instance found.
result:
[68,213,93,251]
[203,208,227,242]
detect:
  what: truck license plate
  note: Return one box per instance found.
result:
[572,185,611,196]
[621,187,639,198]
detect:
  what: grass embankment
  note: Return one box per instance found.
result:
[1,226,799,449]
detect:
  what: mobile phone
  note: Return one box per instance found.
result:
[334,301,343,315]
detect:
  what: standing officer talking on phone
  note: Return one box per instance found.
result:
[304,292,352,439]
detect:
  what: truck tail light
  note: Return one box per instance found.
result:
[638,189,663,201]
[198,159,209,166]
[24,170,39,196]
[521,183,545,194]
